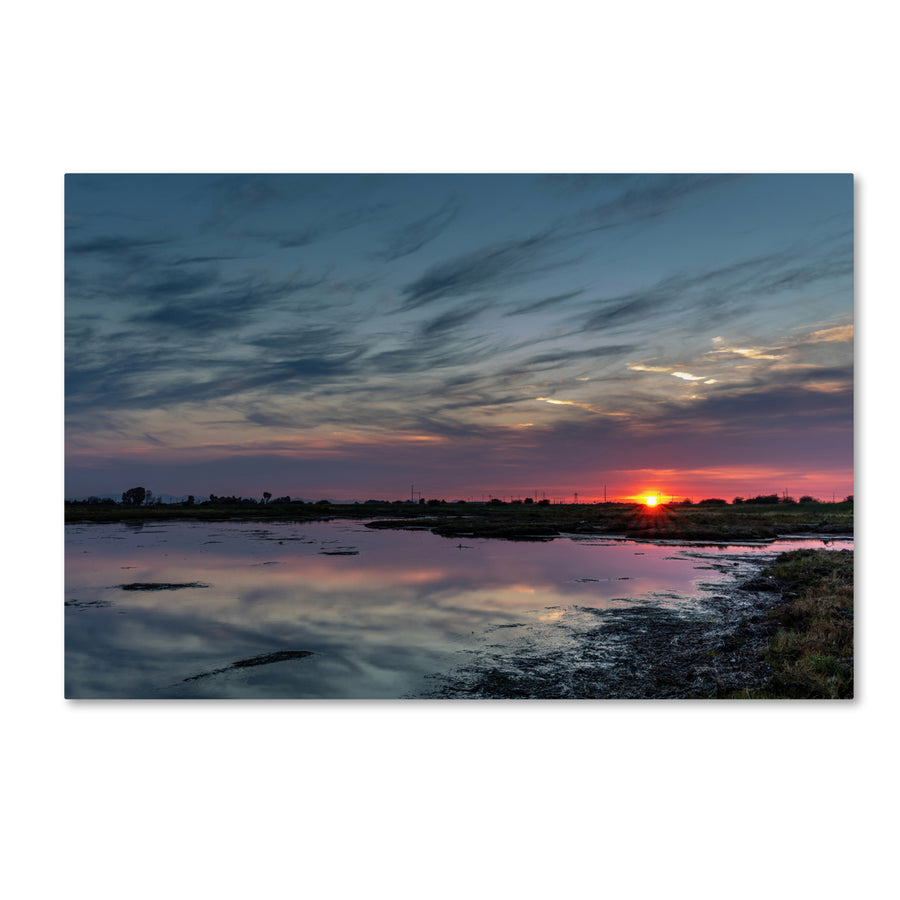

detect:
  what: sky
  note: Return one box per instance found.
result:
[65,173,853,503]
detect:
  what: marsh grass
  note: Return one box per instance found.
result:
[740,549,853,699]
[66,499,854,542]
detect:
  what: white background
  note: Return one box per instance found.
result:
[3,3,895,898]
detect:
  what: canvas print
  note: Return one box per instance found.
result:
[65,174,853,699]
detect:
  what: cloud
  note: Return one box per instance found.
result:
[67,235,170,257]
[363,330,495,375]
[130,271,326,333]
[708,346,785,360]
[581,239,853,334]
[536,396,627,416]
[417,301,485,337]
[381,198,460,261]
[628,364,671,373]
[400,231,567,308]
[201,175,281,229]
[578,174,740,232]
[806,324,854,343]
[520,344,636,369]
[504,289,586,317]
[140,269,221,298]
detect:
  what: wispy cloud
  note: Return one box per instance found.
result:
[577,174,740,232]
[381,198,460,261]
[400,231,568,308]
[581,239,852,334]
[671,372,705,381]
[806,324,853,343]
[67,235,170,257]
[503,289,586,317]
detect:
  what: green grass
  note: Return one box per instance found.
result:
[739,549,854,699]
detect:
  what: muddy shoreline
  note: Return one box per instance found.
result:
[417,548,835,699]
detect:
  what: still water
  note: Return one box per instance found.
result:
[65,519,852,699]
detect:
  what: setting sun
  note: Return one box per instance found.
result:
[644,495,659,507]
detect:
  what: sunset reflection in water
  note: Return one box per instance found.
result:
[65,520,851,699]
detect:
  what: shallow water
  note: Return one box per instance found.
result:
[64,520,852,699]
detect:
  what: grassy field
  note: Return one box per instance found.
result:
[738,549,854,699]
[65,498,853,541]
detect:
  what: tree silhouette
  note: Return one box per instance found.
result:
[121,486,147,507]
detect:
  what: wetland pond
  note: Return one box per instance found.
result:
[65,519,853,699]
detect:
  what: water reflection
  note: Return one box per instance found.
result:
[65,520,852,699]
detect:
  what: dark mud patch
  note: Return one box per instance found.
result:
[418,553,787,699]
[65,598,112,609]
[319,549,359,555]
[118,582,209,591]
[181,650,314,682]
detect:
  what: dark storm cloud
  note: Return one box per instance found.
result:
[380,198,460,261]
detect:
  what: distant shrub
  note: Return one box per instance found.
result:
[733,497,744,505]
[799,495,816,504]
[537,499,550,506]
[698,498,727,506]
[745,493,780,505]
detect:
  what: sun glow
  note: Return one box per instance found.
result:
[644,495,659,507]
